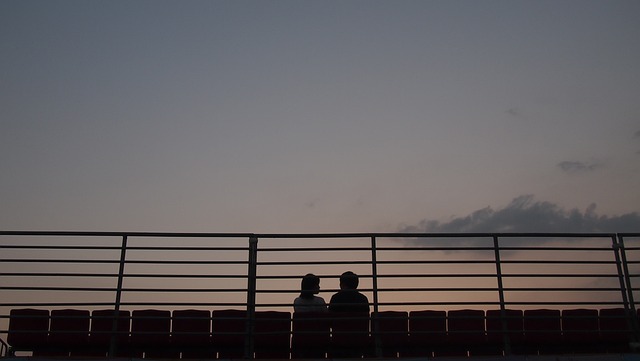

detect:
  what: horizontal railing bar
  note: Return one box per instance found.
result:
[256,232,620,238]
[0,259,248,264]
[0,245,249,251]
[0,259,617,265]
[0,287,248,292]
[255,259,617,265]
[373,273,622,278]
[0,259,121,263]
[0,273,249,278]
[250,273,621,279]
[0,244,616,251]
[254,287,623,293]
[379,246,614,251]
[0,231,255,237]
[125,246,250,251]
[259,247,373,252]
[0,302,249,307]
[0,273,120,277]
[256,260,497,265]
[496,246,616,251]
[2,231,630,238]
[0,245,122,250]
[257,260,374,265]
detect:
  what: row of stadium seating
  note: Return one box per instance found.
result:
[3,307,637,358]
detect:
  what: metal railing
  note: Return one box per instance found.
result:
[1,231,639,358]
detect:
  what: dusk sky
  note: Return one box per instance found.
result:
[2,0,639,233]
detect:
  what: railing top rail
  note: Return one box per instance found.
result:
[2,231,637,238]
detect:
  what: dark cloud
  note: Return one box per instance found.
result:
[505,108,529,120]
[399,195,639,233]
[506,108,521,117]
[634,130,640,138]
[557,160,603,173]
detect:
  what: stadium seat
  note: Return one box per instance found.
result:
[561,308,599,353]
[254,311,292,359]
[329,311,371,358]
[212,309,246,358]
[46,309,90,356]
[485,309,524,355]
[445,309,486,357]
[130,309,177,358]
[408,310,446,357]
[86,309,130,357]
[523,309,562,355]
[373,311,408,357]
[291,312,330,359]
[7,309,49,356]
[172,309,212,359]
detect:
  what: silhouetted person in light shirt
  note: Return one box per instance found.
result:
[293,273,327,313]
[328,271,369,313]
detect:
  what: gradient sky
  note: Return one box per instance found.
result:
[2,0,639,233]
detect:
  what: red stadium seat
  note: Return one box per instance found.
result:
[291,312,330,359]
[130,309,177,358]
[7,309,49,356]
[599,308,634,353]
[172,309,212,359]
[86,309,130,357]
[212,309,247,358]
[46,309,90,356]
[524,309,562,355]
[445,309,486,357]
[373,311,408,357]
[329,311,371,358]
[561,308,599,353]
[254,311,291,359]
[485,309,524,355]
[408,310,446,357]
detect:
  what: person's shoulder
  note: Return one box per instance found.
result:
[329,291,342,301]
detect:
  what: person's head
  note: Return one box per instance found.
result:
[300,273,320,299]
[339,271,359,290]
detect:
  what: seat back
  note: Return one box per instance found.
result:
[254,311,291,359]
[47,309,90,356]
[599,308,634,353]
[212,309,246,358]
[561,308,599,353]
[523,309,561,354]
[329,311,370,358]
[446,309,486,356]
[130,309,176,358]
[7,309,49,354]
[172,309,212,358]
[408,310,446,357]
[485,309,524,355]
[87,309,130,357]
[373,311,408,357]
[291,312,330,359]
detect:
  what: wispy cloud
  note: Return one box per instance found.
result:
[557,160,604,173]
[399,195,639,233]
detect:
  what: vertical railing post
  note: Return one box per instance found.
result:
[613,234,639,343]
[370,236,382,357]
[109,235,128,357]
[244,235,258,359]
[492,235,511,355]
